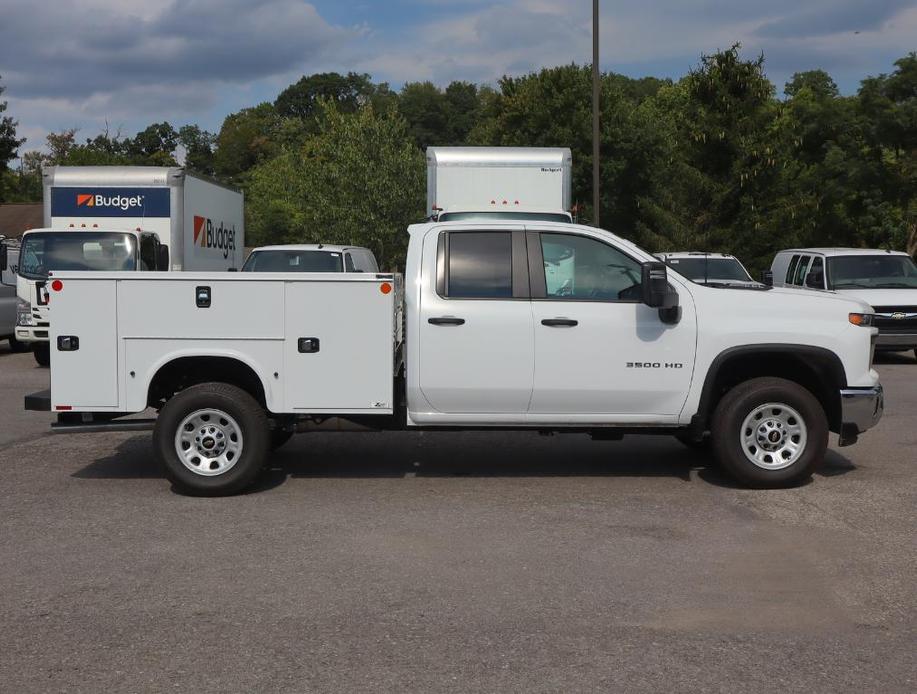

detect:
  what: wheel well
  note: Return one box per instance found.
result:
[148,356,267,409]
[696,347,845,433]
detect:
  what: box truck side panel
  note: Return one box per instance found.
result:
[47,185,173,240]
[432,166,567,214]
[182,177,245,271]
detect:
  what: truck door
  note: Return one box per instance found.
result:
[417,227,534,415]
[526,229,696,420]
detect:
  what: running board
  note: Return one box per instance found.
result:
[50,419,156,434]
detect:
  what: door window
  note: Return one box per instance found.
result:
[786,255,799,284]
[539,233,642,301]
[805,257,824,288]
[445,232,513,298]
[793,256,811,286]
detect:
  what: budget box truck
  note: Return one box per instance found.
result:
[426,147,573,222]
[0,238,28,352]
[15,166,244,365]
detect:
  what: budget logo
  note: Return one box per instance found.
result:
[194,214,236,259]
[76,192,145,211]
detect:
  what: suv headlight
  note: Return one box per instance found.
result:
[16,298,34,326]
[848,312,875,327]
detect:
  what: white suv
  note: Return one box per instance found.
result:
[770,248,917,358]
[242,244,379,273]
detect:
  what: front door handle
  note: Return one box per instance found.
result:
[541,318,578,327]
[428,317,465,326]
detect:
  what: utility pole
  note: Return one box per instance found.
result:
[592,0,600,227]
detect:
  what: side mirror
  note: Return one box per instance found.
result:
[0,245,7,273]
[761,270,774,287]
[641,261,670,308]
[805,271,824,289]
[157,244,170,271]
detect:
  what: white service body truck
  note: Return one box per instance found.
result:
[427,147,573,222]
[29,221,883,495]
[15,166,244,365]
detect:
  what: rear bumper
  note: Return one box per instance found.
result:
[838,385,884,446]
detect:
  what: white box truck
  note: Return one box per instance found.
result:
[15,166,244,365]
[426,147,573,222]
[27,219,883,495]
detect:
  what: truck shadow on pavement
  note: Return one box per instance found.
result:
[72,430,857,494]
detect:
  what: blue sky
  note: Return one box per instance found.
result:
[1,0,915,156]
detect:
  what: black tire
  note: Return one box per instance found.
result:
[33,343,50,367]
[711,377,828,488]
[8,335,30,353]
[270,429,294,451]
[153,382,270,496]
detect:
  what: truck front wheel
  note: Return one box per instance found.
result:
[153,383,270,496]
[711,377,828,488]
[33,343,50,366]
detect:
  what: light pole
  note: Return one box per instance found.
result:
[592,0,600,227]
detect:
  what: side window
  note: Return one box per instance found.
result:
[539,233,642,301]
[344,253,356,272]
[444,232,513,298]
[786,255,799,284]
[806,257,824,287]
[793,255,811,286]
[139,235,156,271]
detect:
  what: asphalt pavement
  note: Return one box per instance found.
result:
[0,343,914,693]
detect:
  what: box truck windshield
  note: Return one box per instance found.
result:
[242,249,343,272]
[19,232,137,279]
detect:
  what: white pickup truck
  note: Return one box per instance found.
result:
[27,221,884,495]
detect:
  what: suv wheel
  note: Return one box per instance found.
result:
[711,377,828,488]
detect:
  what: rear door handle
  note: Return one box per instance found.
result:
[428,317,465,326]
[541,318,578,327]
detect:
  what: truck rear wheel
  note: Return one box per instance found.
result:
[153,383,270,496]
[34,343,50,366]
[711,377,827,488]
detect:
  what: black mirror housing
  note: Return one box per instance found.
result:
[761,270,774,286]
[157,244,170,271]
[642,261,671,308]
[805,271,823,289]
[0,245,7,273]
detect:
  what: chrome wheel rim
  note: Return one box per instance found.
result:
[740,402,807,470]
[174,409,243,476]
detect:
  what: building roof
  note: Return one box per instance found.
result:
[0,204,43,238]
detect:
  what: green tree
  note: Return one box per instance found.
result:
[246,102,424,268]
[275,72,376,120]
[128,122,178,166]
[178,125,215,176]
[213,103,284,180]
[398,81,448,148]
[0,75,25,203]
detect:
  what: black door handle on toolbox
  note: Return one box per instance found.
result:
[428,317,465,326]
[541,318,578,327]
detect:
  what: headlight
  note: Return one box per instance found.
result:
[848,312,874,327]
[16,298,34,326]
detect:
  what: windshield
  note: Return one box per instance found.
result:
[438,211,572,222]
[242,250,343,272]
[19,232,137,280]
[664,257,753,283]
[828,255,917,289]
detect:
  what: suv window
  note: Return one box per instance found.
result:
[539,233,642,300]
[445,232,513,298]
[805,257,824,288]
[793,255,811,286]
[786,255,800,284]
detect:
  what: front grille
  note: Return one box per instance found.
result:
[872,305,917,333]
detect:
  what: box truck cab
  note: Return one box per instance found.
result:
[15,166,244,365]
[770,248,917,359]
[427,147,573,222]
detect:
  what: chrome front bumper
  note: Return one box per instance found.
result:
[838,385,884,446]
